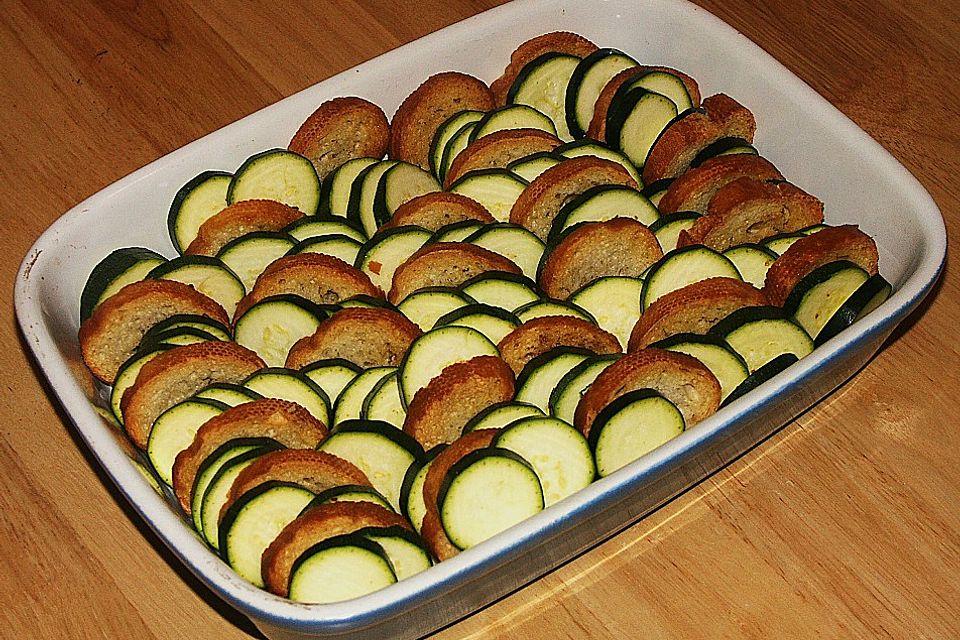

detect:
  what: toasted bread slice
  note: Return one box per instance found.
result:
[171,398,328,514]
[490,31,599,105]
[403,355,515,450]
[120,341,265,450]
[628,277,768,350]
[657,154,784,215]
[498,315,621,375]
[288,96,390,180]
[643,93,757,184]
[285,306,422,369]
[390,72,495,170]
[184,199,304,256]
[221,448,371,523]
[421,428,499,560]
[443,128,563,188]
[388,242,521,304]
[510,156,638,241]
[763,225,880,306]
[79,279,230,384]
[574,348,721,437]
[381,191,495,232]
[586,65,702,141]
[677,178,824,251]
[234,253,381,319]
[539,218,663,299]
[262,500,411,597]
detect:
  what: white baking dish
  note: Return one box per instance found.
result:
[14,0,945,638]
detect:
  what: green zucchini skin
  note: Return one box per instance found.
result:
[563,48,637,140]
[287,533,397,603]
[720,353,800,408]
[80,246,167,321]
[227,148,321,216]
[167,170,232,255]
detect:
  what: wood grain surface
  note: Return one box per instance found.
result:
[2,1,958,638]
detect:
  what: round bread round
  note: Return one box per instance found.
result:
[171,398,328,514]
[285,306,422,369]
[490,31,599,105]
[497,315,622,375]
[234,253,381,320]
[443,128,562,188]
[677,177,824,252]
[120,340,266,450]
[78,279,230,384]
[382,191,495,232]
[539,218,663,299]
[403,355,516,450]
[288,96,390,180]
[262,500,411,597]
[587,65,702,141]
[388,242,521,304]
[574,347,721,437]
[509,156,638,241]
[184,199,304,256]
[642,93,757,184]
[657,154,784,215]
[628,277,768,350]
[763,225,880,307]
[389,71,495,170]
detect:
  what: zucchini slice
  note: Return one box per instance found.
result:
[109,343,172,424]
[395,286,476,332]
[448,168,528,223]
[219,481,317,586]
[610,69,694,115]
[361,370,406,429]
[318,420,425,511]
[373,161,440,227]
[722,243,777,289]
[333,367,397,427]
[141,326,220,348]
[434,303,521,345]
[147,255,245,319]
[548,354,618,425]
[589,389,686,477]
[554,140,643,187]
[549,185,658,242]
[167,170,232,255]
[507,151,563,184]
[438,447,544,549]
[283,215,367,244]
[233,294,330,367]
[438,121,480,184]
[430,220,486,244]
[348,160,400,237]
[472,103,559,143]
[605,88,678,169]
[80,247,167,321]
[689,137,757,169]
[227,149,321,216]
[193,382,263,407]
[564,48,638,139]
[358,525,432,580]
[243,367,331,426]
[641,178,674,209]
[783,260,870,343]
[721,353,799,408]
[301,358,362,407]
[216,231,296,291]
[763,232,807,256]
[709,306,814,372]
[147,398,228,486]
[819,273,892,341]
[288,534,397,604]
[462,400,545,433]
[398,326,499,407]
[514,298,596,324]
[505,53,579,141]
[458,271,540,312]
[465,223,545,280]
[319,157,379,218]
[649,333,750,401]
[356,225,432,293]
[430,110,486,179]
[288,233,364,266]
[141,313,232,342]
[305,484,394,513]
[515,347,593,412]
[493,416,595,506]
[400,445,445,533]
[640,245,741,310]
[568,276,644,349]
[648,211,701,253]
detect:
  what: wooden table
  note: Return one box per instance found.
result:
[2,1,957,638]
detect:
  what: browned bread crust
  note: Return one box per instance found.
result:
[184,199,304,256]
[587,65,702,141]
[221,448,371,524]
[539,218,663,299]
[262,500,411,597]
[381,191,495,232]
[119,341,265,450]
[497,315,622,375]
[79,279,230,384]
[285,306,422,369]
[388,242,521,304]
[234,253,381,320]
[657,154,784,215]
[509,156,638,241]
[628,277,768,350]
[574,348,721,437]
[490,31,599,105]
[763,225,880,306]
[288,96,390,180]
[677,178,824,251]
[421,428,499,560]
[171,398,328,514]
[389,72,495,170]
[443,128,563,188]
[403,355,516,450]
[642,93,757,184]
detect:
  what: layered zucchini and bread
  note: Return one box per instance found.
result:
[77,31,891,604]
